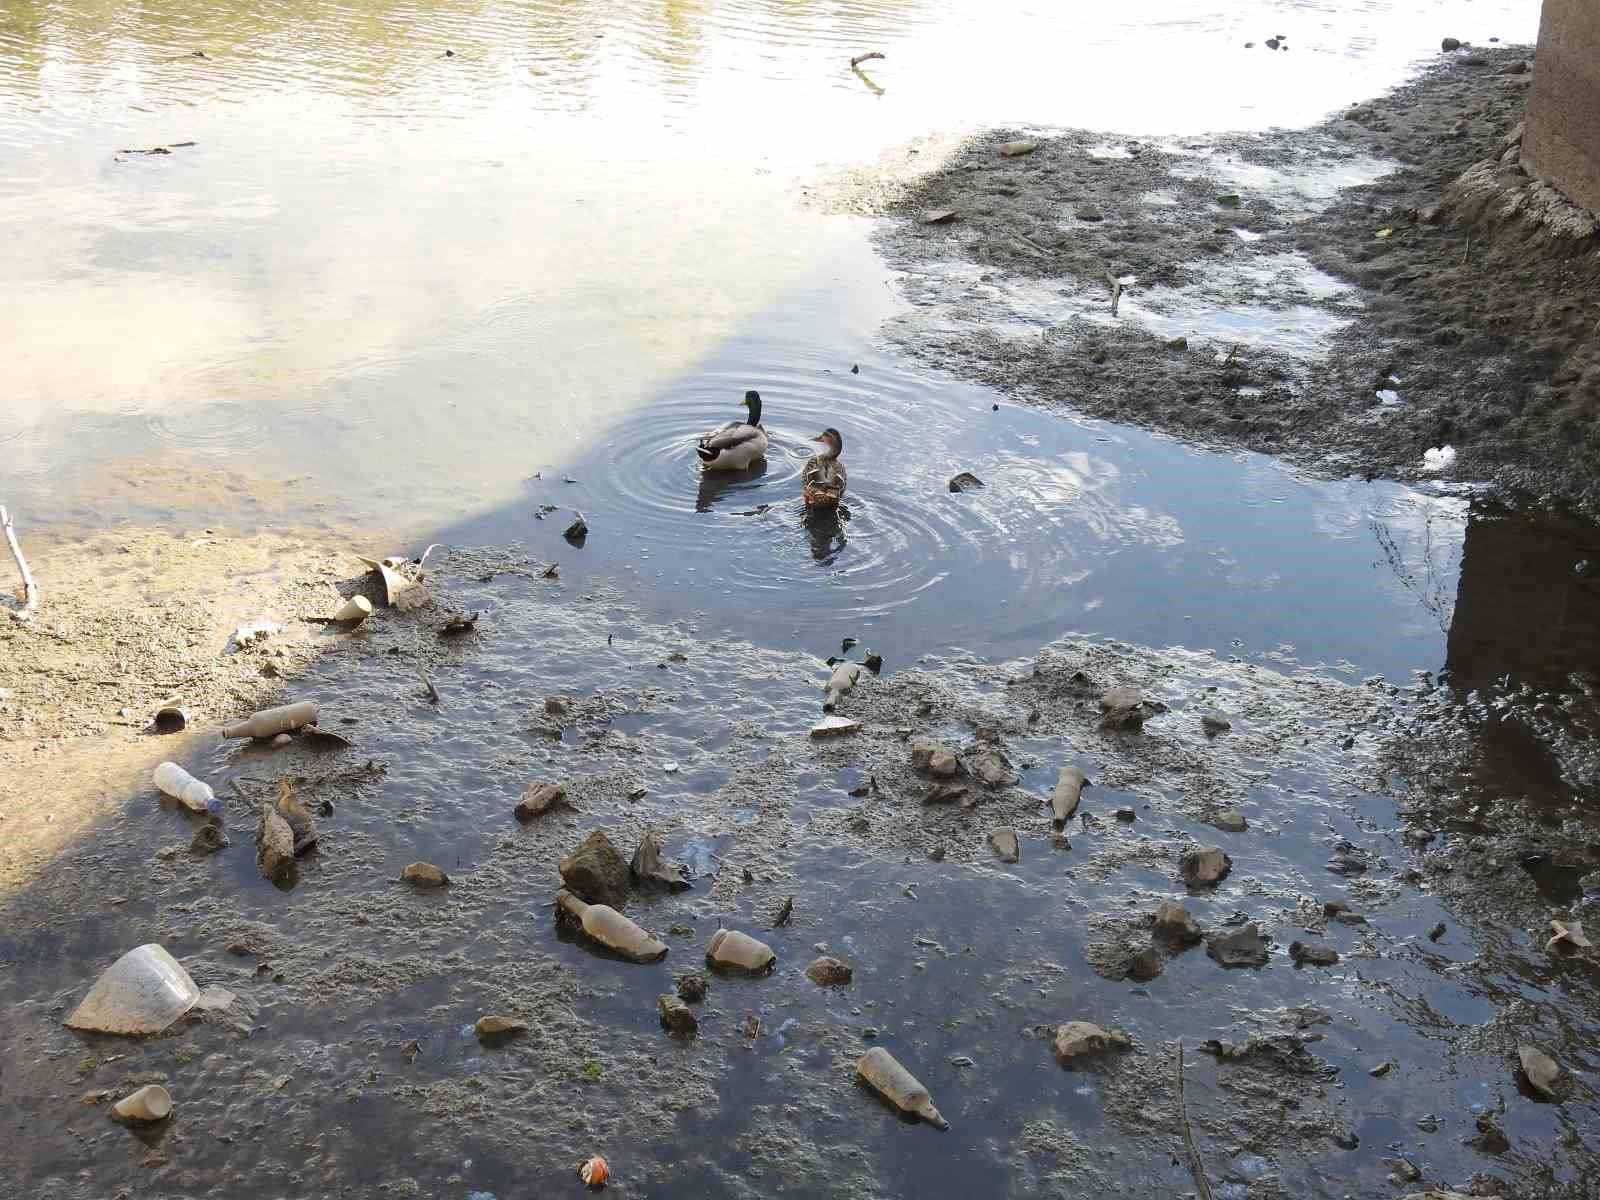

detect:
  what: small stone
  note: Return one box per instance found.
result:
[1153,900,1203,947]
[1075,204,1104,222]
[658,994,697,1035]
[810,715,860,738]
[969,746,1014,788]
[927,845,947,862]
[948,471,985,493]
[1181,847,1232,886]
[1403,827,1436,847]
[190,823,229,855]
[924,782,971,806]
[1126,947,1164,981]
[1369,1060,1393,1077]
[998,138,1039,157]
[1441,36,1462,51]
[987,827,1020,863]
[627,785,648,800]
[271,732,293,747]
[1518,1044,1562,1098]
[1471,1114,1509,1154]
[1326,855,1367,876]
[1167,336,1189,351]
[474,1015,529,1043]
[563,512,587,543]
[1052,1021,1132,1065]
[559,830,630,907]
[676,973,707,1002]
[1206,924,1269,968]
[400,862,449,888]
[1200,712,1231,735]
[861,1026,879,1039]
[1501,59,1527,75]
[1211,809,1248,833]
[1289,941,1339,966]
[1113,807,1136,822]
[921,209,958,225]
[514,781,569,821]
[1099,687,1144,730]
[805,957,853,987]
[1428,921,1447,941]
[911,740,959,778]
[1331,1129,1359,1150]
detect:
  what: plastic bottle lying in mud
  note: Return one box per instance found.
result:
[856,1047,949,1130]
[152,762,221,814]
[705,928,776,976]
[1051,767,1087,825]
[221,701,319,740]
[555,889,668,963]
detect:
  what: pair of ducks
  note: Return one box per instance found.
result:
[695,390,846,509]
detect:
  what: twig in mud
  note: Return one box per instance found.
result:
[849,51,885,68]
[852,64,885,96]
[1105,271,1123,318]
[1176,1042,1215,1200]
[417,666,440,704]
[1462,234,1471,266]
[1,504,39,621]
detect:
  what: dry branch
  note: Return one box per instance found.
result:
[849,51,885,68]
[1,504,38,620]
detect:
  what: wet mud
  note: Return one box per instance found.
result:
[873,45,1600,515]
[4,546,1597,1199]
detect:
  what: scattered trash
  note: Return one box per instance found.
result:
[564,513,589,546]
[857,1046,949,1130]
[1421,445,1457,472]
[417,668,441,704]
[1518,1044,1562,1099]
[439,611,480,636]
[400,862,450,889]
[475,1015,529,1043]
[272,778,318,854]
[921,209,958,225]
[356,554,415,607]
[658,994,697,1035]
[705,928,776,976]
[222,700,319,740]
[805,956,852,986]
[329,595,373,624]
[65,944,200,1035]
[515,782,570,822]
[823,660,862,711]
[301,726,353,749]
[578,1155,610,1188]
[1547,919,1591,956]
[228,619,281,651]
[560,830,631,906]
[1375,227,1394,238]
[153,705,188,733]
[1181,847,1232,886]
[630,830,691,892]
[153,761,221,814]
[1050,767,1087,825]
[555,889,668,962]
[111,1084,173,1124]
[947,471,984,493]
[1053,1021,1133,1065]
[988,827,1020,863]
[810,715,860,738]
[998,139,1039,158]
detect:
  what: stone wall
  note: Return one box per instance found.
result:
[1522,0,1600,215]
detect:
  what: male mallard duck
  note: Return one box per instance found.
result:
[696,390,769,471]
[801,428,847,509]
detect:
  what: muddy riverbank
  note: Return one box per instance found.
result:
[869,44,1600,516]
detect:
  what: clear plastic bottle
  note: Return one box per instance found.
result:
[153,762,222,814]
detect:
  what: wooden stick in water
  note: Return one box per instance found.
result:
[850,51,885,68]
[0,505,39,620]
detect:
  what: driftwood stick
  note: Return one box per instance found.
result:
[849,51,885,68]
[1,504,39,620]
[416,666,440,705]
[1105,272,1124,318]
[1176,1042,1214,1200]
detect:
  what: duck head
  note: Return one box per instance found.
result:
[811,428,844,458]
[742,390,763,425]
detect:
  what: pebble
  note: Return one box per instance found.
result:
[1200,711,1231,735]
[474,1015,529,1043]
[998,139,1039,157]
[805,957,853,987]
[1519,1044,1562,1098]
[400,862,449,888]
[1113,807,1136,822]
[1288,941,1339,966]
[1212,809,1248,833]
[987,827,1020,864]
[1181,847,1232,886]
[676,973,708,1002]
[658,994,698,1036]
[1052,1021,1133,1065]
[1369,1060,1394,1077]
[1153,900,1204,947]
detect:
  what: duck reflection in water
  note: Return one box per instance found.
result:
[803,503,849,563]
[695,458,768,513]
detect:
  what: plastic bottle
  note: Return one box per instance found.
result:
[705,928,776,976]
[221,700,319,740]
[153,762,221,814]
[1051,767,1087,825]
[856,1047,949,1129]
[555,890,668,963]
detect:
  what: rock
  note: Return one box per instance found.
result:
[474,1015,529,1043]
[1215,193,1241,208]
[1289,941,1339,966]
[810,715,860,738]
[921,209,958,225]
[805,956,853,986]
[676,973,707,1001]
[969,746,1013,788]
[987,827,1020,863]
[1502,59,1527,75]
[1052,1021,1132,1065]
[271,732,293,747]
[630,829,690,892]
[1167,336,1188,351]
[400,862,449,888]
[1441,37,1462,51]
[543,695,573,716]
[1402,827,1436,847]
[948,471,985,493]
[1181,847,1232,886]
[1211,809,1248,833]
[1153,900,1203,947]
[1126,947,1164,981]
[658,994,698,1035]
[924,782,972,806]
[911,740,959,778]
[514,781,569,821]
[1075,205,1104,222]
[1113,807,1136,822]
[190,823,229,855]
[1518,1044,1562,1098]
[1200,711,1231,735]
[1546,919,1591,956]
[254,804,296,883]
[1471,1114,1509,1153]
[1325,855,1367,876]
[998,139,1039,157]
[559,831,630,907]
[1428,921,1447,941]
[1369,1060,1393,1077]
[1206,924,1269,968]
[563,512,587,544]
[1099,687,1145,731]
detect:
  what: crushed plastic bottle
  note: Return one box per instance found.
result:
[153,762,221,814]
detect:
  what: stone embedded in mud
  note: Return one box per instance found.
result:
[1211,809,1248,833]
[998,139,1039,158]
[1200,711,1231,735]
[401,862,449,888]
[924,782,972,806]
[1126,947,1163,981]
[911,740,959,778]
[544,695,573,717]
[1206,924,1269,968]
[987,827,1020,863]
[255,804,296,883]
[676,973,707,1002]
[1181,847,1232,886]
[1167,335,1189,351]
[969,745,1014,788]
[1113,807,1136,822]
[1052,1021,1132,1065]
[658,994,697,1035]
[630,829,690,892]
[948,471,985,493]
[1099,687,1145,732]
[190,823,228,855]
[1153,900,1203,947]
[559,830,630,907]
[1289,941,1339,966]
[515,781,569,822]
[1471,1114,1509,1154]
[921,209,958,225]
[805,956,853,987]
[1441,36,1462,51]
[474,1015,529,1043]
[1075,204,1104,222]
[1519,1044,1562,1098]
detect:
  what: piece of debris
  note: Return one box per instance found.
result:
[998,139,1039,158]
[823,660,862,711]
[849,50,884,67]
[857,1046,949,1129]
[1153,900,1204,947]
[988,827,1020,863]
[1546,919,1591,956]
[773,895,794,927]
[1289,941,1340,966]
[578,1155,609,1187]
[1050,767,1087,824]
[271,732,292,747]
[222,700,319,740]
[302,726,353,749]
[273,777,318,854]
[110,1085,173,1124]
[400,862,449,889]
[948,471,984,493]
[440,611,480,636]
[921,209,958,225]
[1518,1044,1562,1098]
[705,929,776,976]
[630,829,690,892]
[65,944,200,1035]
[514,781,569,822]
[1,505,40,621]
[810,715,861,738]
[564,513,589,545]
[1113,806,1136,822]
[1428,921,1447,941]
[475,1015,529,1043]
[153,705,188,733]
[153,761,220,814]
[1052,1021,1133,1065]
[1421,445,1457,473]
[805,956,852,986]
[658,994,697,1035]
[1206,924,1269,968]
[356,555,414,607]
[561,831,631,906]
[326,595,373,624]
[556,890,668,962]
[1181,847,1232,886]
[1370,1060,1394,1077]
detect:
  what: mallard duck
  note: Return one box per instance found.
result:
[696,390,769,471]
[801,428,847,509]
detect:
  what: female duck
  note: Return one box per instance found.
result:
[801,428,847,509]
[696,390,769,471]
